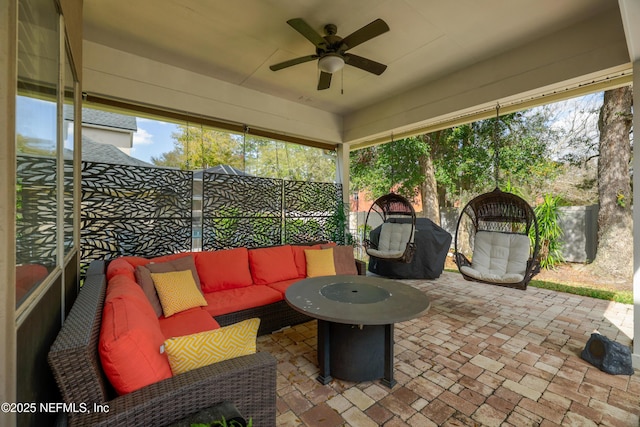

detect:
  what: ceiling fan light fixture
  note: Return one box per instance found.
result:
[318,54,345,74]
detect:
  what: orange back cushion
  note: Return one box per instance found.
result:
[106,274,157,319]
[195,248,253,292]
[100,280,171,395]
[248,245,299,285]
[106,258,137,282]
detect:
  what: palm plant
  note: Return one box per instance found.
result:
[534,194,564,269]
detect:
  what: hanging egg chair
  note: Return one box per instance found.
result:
[453,104,540,290]
[363,193,416,263]
[454,187,540,290]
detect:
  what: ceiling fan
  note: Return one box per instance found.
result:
[270,18,389,90]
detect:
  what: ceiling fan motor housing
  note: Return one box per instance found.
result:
[324,23,338,36]
[270,18,389,90]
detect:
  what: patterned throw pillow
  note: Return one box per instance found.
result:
[163,318,260,375]
[135,255,202,317]
[304,248,336,277]
[150,270,207,317]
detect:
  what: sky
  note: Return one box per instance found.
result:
[130,118,180,163]
[16,96,56,144]
[16,97,180,162]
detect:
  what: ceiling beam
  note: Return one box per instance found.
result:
[344,7,630,147]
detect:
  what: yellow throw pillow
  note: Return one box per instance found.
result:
[163,318,261,375]
[304,248,336,277]
[150,270,207,317]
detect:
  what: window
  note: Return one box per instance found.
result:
[63,45,76,256]
[15,0,78,307]
[15,0,60,306]
[82,106,337,182]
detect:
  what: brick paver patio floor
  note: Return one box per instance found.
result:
[258,271,640,426]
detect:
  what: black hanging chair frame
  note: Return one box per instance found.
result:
[454,187,541,290]
[363,193,417,263]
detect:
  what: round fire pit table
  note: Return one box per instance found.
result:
[285,275,430,388]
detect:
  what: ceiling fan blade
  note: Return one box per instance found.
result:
[270,55,317,71]
[344,53,387,75]
[317,71,332,90]
[287,18,326,49]
[341,19,389,50]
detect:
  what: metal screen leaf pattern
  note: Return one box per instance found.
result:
[79,164,343,272]
[16,155,59,266]
[202,174,344,249]
[202,173,283,249]
[284,181,343,244]
[81,162,192,271]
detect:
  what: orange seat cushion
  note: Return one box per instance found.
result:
[159,307,220,340]
[195,248,253,292]
[202,286,282,317]
[265,278,300,295]
[248,245,299,285]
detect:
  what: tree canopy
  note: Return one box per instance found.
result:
[151,125,244,170]
[152,126,335,182]
[350,136,428,200]
[350,109,559,210]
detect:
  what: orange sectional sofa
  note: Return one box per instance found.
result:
[49,243,363,426]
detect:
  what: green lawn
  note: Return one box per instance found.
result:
[528,279,633,305]
[443,268,633,305]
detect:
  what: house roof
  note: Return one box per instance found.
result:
[65,107,138,132]
[76,137,154,167]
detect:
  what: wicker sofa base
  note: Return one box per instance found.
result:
[216,300,313,335]
[48,261,277,427]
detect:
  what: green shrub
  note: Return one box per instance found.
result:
[533,194,564,269]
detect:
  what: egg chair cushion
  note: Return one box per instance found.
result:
[460,231,530,284]
[368,218,451,279]
[367,222,413,259]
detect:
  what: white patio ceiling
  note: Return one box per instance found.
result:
[83,0,636,148]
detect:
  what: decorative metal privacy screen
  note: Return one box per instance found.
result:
[16,155,60,266]
[202,173,344,250]
[79,164,344,271]
[81,162,193,270]
[284,180,344,245]
[202,173,283,250]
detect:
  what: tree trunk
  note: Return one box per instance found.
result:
[591,86,633,280]
[419,134,441,224]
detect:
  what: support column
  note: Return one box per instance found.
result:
[0,0,17,425]
[336,143,350,207]
[619,0,640,368]
[632,60,640,368]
